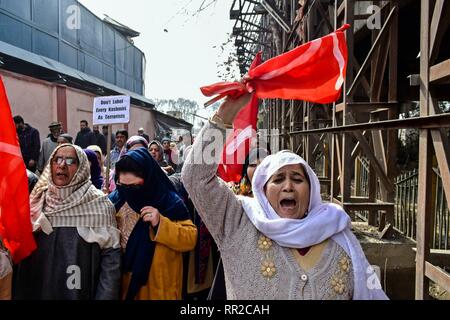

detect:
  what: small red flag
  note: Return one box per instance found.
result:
[201,24,350,104]
[0,76,36,263]
[217,52,262,183]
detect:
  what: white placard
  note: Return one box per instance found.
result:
[93,95,130,125]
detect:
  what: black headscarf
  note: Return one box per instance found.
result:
[108,147,190,299]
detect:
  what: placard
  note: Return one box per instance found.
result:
[93,95,130,125]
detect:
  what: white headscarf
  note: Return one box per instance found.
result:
[239,150,388,300]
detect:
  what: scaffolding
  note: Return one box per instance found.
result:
[230,0,450,299]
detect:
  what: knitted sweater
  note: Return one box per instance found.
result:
[182,122,354,300]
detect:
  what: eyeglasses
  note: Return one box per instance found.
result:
[53,156,78,166]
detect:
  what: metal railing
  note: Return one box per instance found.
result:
[395,169,418,240]
[394,168,450,250]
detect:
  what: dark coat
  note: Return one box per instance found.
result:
[93,131,107,155]
[75,128,96,149]
[13,227,121,300]
[18,124,40,164]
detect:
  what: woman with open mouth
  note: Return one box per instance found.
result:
[182,93,388,300]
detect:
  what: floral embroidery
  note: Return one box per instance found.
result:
[258,235,273,251]
[339,257,350,273]
[331,275,345,294]
[261,261,276,278]
[329,253,351,297]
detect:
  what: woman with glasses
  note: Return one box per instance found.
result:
[13,144,121,299]
[108,147,197,300]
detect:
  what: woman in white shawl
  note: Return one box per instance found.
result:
[182,93,388,300]
[14,144,121,300]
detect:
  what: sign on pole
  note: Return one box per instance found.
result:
[93,95,130,193]
[93,95,130,125]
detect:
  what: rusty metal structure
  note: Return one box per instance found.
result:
[230,0,450,299]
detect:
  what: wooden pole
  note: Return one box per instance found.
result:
[104,124,112,193]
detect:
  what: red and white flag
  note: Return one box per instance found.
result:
[0,76,36,263]
[201,24,350,104]
[216,52,262,183]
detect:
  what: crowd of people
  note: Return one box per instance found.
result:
[0,96,388,300]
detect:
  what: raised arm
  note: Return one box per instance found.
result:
[181,93,252,250]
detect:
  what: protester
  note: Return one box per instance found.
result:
[161,137,177,171]
[37,122,61,173]
[93,125,107,155]
[109,147,197,300]
[137,128,150,143]
[170,142,180,171]
[75,120,96,149]
[14,144,121,299]
[149,140,174,175]
[234,148,270,197]
[14,116,40,172]
[108,130,128,169]
[84,149,104,190]
[57,133,73,145]
[87,145,106,178]
[182,93,388,300]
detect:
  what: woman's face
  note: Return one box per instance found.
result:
[247,159,262,183]
[118,172,144,186]
[94,151,102,165]
[51,146,79,187]
[149,144,161,160]
[264,164,310,219]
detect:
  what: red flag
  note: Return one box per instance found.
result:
[201,24,350,104]
[0,76,36,263]
[217,52,262,183]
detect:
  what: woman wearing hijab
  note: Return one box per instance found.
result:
[149,140,175,175]
[182,93,388,300]
[108,147,197,300]
[14,144,121,299]
[87,145,106,182]
[87,145,104,167]
[234,148,270,197]
[84,149,104,190]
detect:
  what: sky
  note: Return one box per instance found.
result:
[78,0,237,123]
